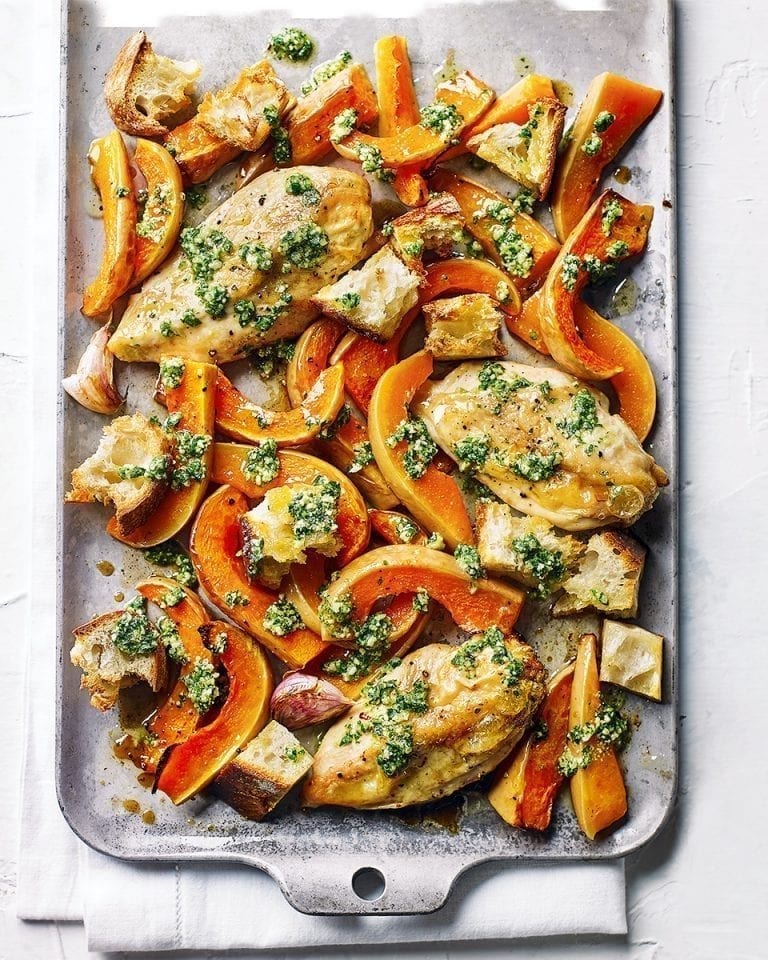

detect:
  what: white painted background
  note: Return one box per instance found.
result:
[0,0,765,956]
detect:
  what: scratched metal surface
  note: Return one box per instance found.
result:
[56,0,677,915]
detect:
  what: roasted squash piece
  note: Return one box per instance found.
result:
[374,36,429,206]
[215,364,345,447]
[82,130,137,317]
[320,545,525,645]
[163,116,241,185]
[551,73,662,241]
[429,168,560,297]
[569,633,628,839]
[155,621,273,804]
[489,661,575,830]
[132,138,184,284]
[334,72,494,171]
[286,318,398,509]
[539,190,653,380]
[287,63,379,165]
[123,577,212,773]
[368,351,474,550]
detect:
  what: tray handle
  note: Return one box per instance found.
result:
[266,853,475,915]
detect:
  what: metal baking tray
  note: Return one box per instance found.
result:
[56,0,677,915]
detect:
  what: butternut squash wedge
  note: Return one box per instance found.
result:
[368,351,474,550]
[551,73,662,241]
[155,621,273,804]
[82,130,137,317]
[215,364,345,446]
[569,633,628,840]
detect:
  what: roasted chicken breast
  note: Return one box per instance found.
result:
[416,361,668,531]
[303,634,546,809]
[109,166,374,364]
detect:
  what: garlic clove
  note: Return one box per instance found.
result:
[271,671,353,729]
[63,319,125,415]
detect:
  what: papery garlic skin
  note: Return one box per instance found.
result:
[271,672,353,729]
[63,320,124,415]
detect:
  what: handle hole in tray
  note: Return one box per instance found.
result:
[352,867,386,901]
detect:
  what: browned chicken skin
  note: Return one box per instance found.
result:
[109,165,374,364]
[303,634,546,809]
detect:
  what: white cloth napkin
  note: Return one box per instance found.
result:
[16,0,626,949]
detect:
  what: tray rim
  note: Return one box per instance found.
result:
[54,0,680,915]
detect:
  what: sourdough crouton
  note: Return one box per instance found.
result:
[311,244,421,340]
[389,192,464,262]
[212,720,313,819]
[196,61,295,151]
[552,529,646,618]
[466,98,566,200]
[240,479,342,589]
[71,609,166,711]
[65,414,171,536]
[600,620,663,701]
[476,502,583,595]
[424,293,507,360]
[104,31,201,138]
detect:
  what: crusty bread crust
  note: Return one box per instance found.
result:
[553,529,646,618]
[66,414,170,536]
[71,610,167,711]
[212,721,312,820]
[467,98,566,200]
[104,30,200,138]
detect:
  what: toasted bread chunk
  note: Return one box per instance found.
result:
[104,31,201,138]
[240,481,341,589]
[467,98,566,200]
[600,620,663,701]
[212,721,313,819]
[311,244,421,340]
[389,192,464,263]
[71,610,166,711]
[552,529,646,618]
[424,293,507,360]
[196,61,295,151]
[476,502,583,594]
[65,414,170,536]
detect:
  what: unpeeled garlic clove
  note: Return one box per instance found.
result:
[271,672,353,729]
[63,320,124,415]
